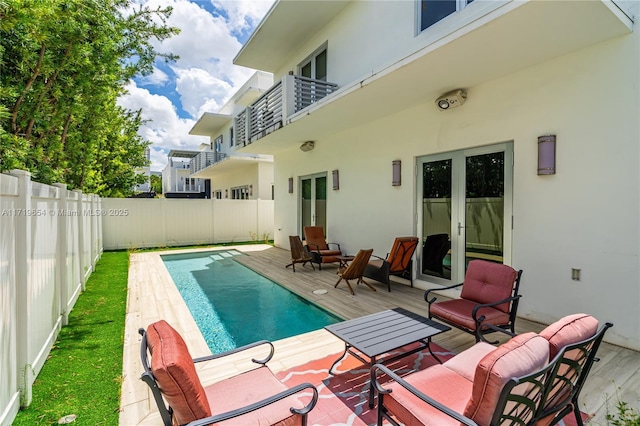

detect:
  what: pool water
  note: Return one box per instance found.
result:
[161,250,342,354]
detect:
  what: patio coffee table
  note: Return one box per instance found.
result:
[324,307,451,407]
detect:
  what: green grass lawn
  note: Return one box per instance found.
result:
[12,251,128,425]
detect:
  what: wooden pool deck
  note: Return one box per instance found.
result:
[119,245,640,425]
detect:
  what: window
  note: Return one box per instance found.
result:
[231,185,250,200]
[214,135,223,152]
[420,0,473,31]
[299,46,327,81]
[213,190,222,199]
[229,127,234,147]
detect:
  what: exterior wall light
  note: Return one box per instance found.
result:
[332,169,339,190]
[538,135,556,175]
[392,160,401,186]
[288,177,294,193]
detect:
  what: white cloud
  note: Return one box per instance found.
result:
[174,67,231,117]
[118,82,208,172]
[118,0,275,170]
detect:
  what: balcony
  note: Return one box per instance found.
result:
[234,75,338,147]
[189,151,228,174]
[235,0,633,155]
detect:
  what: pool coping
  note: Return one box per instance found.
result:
[119,245,344,425]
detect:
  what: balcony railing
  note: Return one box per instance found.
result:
[190,151,228,174]
[236,75,338,146]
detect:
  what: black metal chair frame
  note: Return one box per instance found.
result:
[424,269,523,343]
[138,328,318,426]
[371,322,612,426]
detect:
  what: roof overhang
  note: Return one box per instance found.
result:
[189,112,232,137]
[190,154,273,179]
[234,0,351,72]
[237,0,633,155]
[167,150,200,158]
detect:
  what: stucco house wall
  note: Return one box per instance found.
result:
[272,30,639,349]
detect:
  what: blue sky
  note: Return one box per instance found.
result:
[118,0,275,171]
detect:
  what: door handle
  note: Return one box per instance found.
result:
[458,222,464,236]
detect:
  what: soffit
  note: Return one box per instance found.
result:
[234,0,351,72]
[189,112,231,137]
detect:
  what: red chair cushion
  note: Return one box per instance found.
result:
[464,332,550,426]
[539,313,599,360]
[460,260,518,313]
[430,298,510,331]
[146,320,211,425]
[205,367,304,426]
[385,364,474,426]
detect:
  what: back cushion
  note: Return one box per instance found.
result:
[460,260,518,312]
[539,313,599,360]
[464,332,550,426]
[146,320,211,425]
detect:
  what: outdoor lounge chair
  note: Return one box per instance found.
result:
[286,235,315,272]
[139,320,318,426]
[421,233,450,277]
[364,236,419,291]
[303,226,342,270]
[424,259,523,342]
[335,248,375,295]
[371,313,612,426]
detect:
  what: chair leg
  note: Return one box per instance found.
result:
[335,277,355,295]
[359,278,377,293]
[285,262,295,272]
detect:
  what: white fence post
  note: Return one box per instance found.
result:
[54,183,70,326]
[74,190,86,291]
[9,169,33,407]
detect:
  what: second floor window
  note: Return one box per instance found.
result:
[420,0,473,31]
[300,47,327,81]
[229,127,234,147]
[214,135,223,152]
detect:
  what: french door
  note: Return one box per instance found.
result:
[418,143,513,284]
[300,173,327,237]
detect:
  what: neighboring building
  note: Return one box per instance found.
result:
[162,147,211,198]
[134,146,152,193]
[221,1,638,349]
[189,71,275,200]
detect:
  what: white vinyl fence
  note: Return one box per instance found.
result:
[102,198,274,250]
[0,170,102,426]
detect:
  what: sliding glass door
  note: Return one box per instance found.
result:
[418,143,513,284]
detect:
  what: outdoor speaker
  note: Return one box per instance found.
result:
[300,141,315,152]
[436,89,467,111]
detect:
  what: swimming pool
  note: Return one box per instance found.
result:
[161,250,342,354]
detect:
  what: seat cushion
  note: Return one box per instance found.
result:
[430,299,510,331]
[443,342,496,382]
[317,249,341,263]
[460,260,518,313]
[384,364,474,426]
[205,366,305,426]
[539,313,599,360]
[463,332,550,426]
[145,320,211,425]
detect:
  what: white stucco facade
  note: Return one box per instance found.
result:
[232,0,639,350]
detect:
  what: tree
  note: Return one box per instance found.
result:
[150,174,162,194]
[0,0,179,196]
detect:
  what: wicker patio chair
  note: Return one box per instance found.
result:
[335,248,375,295]
[286,235,315,272]
[303,226,342,270]
[364,236,419,291]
